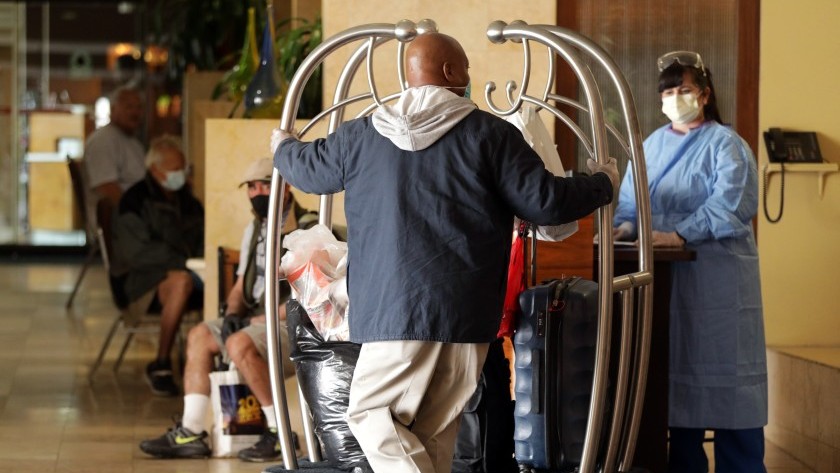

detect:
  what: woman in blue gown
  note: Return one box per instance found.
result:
[613,52,768,472]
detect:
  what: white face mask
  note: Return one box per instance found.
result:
[661,92,701,124]
[160,169,186,191]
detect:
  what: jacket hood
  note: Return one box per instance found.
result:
[372,86,477,151]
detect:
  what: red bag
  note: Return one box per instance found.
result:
[497,223,527,338]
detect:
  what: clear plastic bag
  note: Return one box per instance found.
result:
[280,225,350,341]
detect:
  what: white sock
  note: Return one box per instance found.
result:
[182,393,210,433]
[262,405,277,430]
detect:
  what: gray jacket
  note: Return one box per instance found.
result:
[276,87,612,344]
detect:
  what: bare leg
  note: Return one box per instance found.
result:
[155,270,194,360]
[226,331,272,405]
[183,323,221,395]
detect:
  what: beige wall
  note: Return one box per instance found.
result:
[203,118,335,319]
[182,71,228,204]
[759,0,840,346]
[322,0,557,118]
[204,119,279,320]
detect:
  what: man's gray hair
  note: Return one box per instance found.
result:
[109,85,141,106]
[145,134,184,168]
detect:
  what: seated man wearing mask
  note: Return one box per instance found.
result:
[139,158,318,461]
[112,135,204,397]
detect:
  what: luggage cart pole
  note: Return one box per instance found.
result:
[603,289,635,473]
[264,170,298,469]
[537,26,655,470]
[266,20,432,470]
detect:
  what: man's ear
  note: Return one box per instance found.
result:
[442,62,454,82]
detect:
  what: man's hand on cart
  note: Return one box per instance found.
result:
[271,128,299,155]
[586,157,619,198]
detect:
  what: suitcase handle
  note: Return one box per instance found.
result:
[532,348,541,414]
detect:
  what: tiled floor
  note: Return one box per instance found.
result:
[0,260,817,472]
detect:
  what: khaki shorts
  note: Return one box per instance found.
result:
[205,317,296,378]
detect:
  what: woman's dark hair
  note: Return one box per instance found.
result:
[658,62,723,124]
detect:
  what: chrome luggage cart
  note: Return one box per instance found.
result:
[264,19,653,473]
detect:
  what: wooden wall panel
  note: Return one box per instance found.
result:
[532,213,594,282]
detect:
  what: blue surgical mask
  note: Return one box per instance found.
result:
[160,169,186,191]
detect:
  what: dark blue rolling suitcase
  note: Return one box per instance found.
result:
[512,277,599,472]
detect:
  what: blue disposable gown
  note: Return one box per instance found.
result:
[614,121,768,429]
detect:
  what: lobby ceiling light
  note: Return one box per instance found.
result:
[117,2,135,15]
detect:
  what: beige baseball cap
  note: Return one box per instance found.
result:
[239,158,274,187]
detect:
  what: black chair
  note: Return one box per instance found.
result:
[65,156,101,309]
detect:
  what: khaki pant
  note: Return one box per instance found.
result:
[346,340,490,473]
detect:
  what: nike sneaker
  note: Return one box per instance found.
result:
[238,428,300,462]
[139,422,211,458]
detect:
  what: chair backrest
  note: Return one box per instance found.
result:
[96,198,117,264]
[218,246,241,314]
[66,156,94,237]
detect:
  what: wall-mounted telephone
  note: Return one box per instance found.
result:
[762,128,823,163]
[761,128,824,223]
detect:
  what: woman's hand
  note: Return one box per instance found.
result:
[593,221,635,244]
[613,221,634,241]
[651,230,685,247]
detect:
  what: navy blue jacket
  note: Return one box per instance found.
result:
[276,110,612,344]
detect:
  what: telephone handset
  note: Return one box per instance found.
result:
[761,128,824,223]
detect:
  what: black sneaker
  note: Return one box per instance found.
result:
[145,360,178,397]
[238,429,299,463]
[139,423,211,459]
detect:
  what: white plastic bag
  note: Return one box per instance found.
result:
[280,224,350,341]
[209,367,263,457]
[506,103,579,242]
